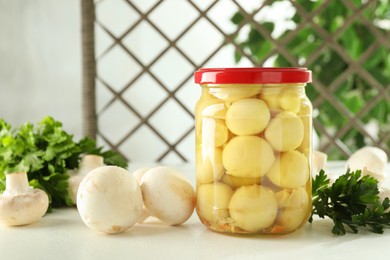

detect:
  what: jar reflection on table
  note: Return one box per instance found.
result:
[194,68,312,235]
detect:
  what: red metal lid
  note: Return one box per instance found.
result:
[194,67,311,84]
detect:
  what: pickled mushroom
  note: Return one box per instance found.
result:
[226,98,270,135]
[222,136,275,178]
[213,120,229,147]
[195,95,225,119]
[210,85,261,101]
[202,103,227,119]
[275,187,310,232]
[197,182,233,224]
[265,111,304,152]
[275,187,309,209]
[196,148,224,184]
[279,89,302,113]
[260,89,281,110]
[195,97,226,142]
[267,150,309,189]
[229,185,278,232]
[276,207,308,232]
[221,174,261,190]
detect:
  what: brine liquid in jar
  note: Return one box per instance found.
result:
[194,68,312,235]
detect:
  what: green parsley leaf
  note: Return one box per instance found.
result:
[311,169,390,235]
[0,116,128,210]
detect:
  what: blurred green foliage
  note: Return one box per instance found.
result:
[231,0,390,159]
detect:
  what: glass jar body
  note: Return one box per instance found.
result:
[195,83,312,235]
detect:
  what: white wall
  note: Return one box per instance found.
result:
[0,0,82,138]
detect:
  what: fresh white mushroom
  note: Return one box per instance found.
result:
[68,154,104,205]
[379,186,390,211]
[132,167,151,223]
[140,166,195,226]
[313,150,328,175]
[132,167,151,182]
[0,172,49,226]
[346,146,388,182]
[77,166,143,234]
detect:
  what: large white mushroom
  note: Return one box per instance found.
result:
[140,166,195,226]
[77,166,143,234]
[0,172,49,226]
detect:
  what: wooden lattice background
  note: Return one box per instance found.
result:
[81,0,390,163]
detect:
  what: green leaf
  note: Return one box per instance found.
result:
[311,169,390,235]
[231,11,244,25]
[312,169,329,196]
[230,0,390,160]
[234,50,242,63]
[332,221,347,235]
[0,116,128,209]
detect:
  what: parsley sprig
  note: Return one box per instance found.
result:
[310,169,390,235]
[0,116,127,209]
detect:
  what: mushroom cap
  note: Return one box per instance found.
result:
[132,167,151,183]
[347,146,388,180]
[131,167,152,224]
[0,189,49,226]
[140,166,195,225]
[77,166,143,234]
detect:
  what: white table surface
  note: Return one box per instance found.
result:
[2,162,390,260]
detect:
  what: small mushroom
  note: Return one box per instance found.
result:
[346,146,388,182]
[77,166,143,234]
[140,166,195,226]
[0,172,49,226]
[313,150,328,175]
[68,154,104,205]
[132,167,151,223]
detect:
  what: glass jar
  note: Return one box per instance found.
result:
[193,68,312,235]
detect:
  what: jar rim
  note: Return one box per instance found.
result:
[194,67,311,84]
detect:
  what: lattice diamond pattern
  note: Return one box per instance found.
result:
[96,0,140,37]
[94,0,390,162]
[97,45,142,91]
[150,49,194,91]
[148,0,199,40]
[122,21,169,65]
[121,74,168,117]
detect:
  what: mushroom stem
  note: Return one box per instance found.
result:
[79,155,104,176]
[68,154,105,205]
[5,172,30,195]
